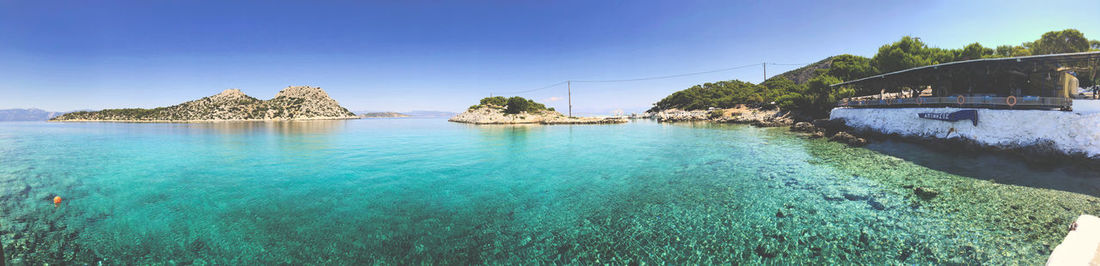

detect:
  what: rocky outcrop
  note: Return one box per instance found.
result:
[789,118,869,146]
[830,132,869,146]
[449,106,626,125]
[653,109,709,122]
[791,122,815,132]
[51,86,358,122]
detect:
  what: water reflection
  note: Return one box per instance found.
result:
[172,120,350,136]
[150,121,352,160]
[466,124,543,142]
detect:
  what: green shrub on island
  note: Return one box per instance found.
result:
[480,96,508,107]
[707,109,724,119]
[472,96,553,114]
[65,107,172,120]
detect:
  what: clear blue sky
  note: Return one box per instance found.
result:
[2,0,1097,114]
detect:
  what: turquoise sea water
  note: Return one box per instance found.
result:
[0,119,1098,264]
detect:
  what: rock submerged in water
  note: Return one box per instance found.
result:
[843,191,869,201]
[754,243,779,258]
[914,187,939,200]
[790,122,815,132]
[830,132,868,147]
[868,198,886,210]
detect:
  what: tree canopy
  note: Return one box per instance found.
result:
[650,80,764,111]
[472,96,553,114]
[1030,29,1091,55]
[821,54,876,82]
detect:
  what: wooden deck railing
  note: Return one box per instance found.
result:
[837,96,1072,110]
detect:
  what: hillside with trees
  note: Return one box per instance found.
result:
[649,29,1100,119]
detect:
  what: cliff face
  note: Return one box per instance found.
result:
[52,86,358,122]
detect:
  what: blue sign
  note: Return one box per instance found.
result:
[918,110,978,126]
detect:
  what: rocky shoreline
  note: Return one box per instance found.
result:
[645,106,869,147]
[449,106,627,125]
[787,119,868,146]
[647,105,1100,167]
[646,105,795,127]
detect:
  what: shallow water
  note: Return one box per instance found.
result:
[0,119,1097,264]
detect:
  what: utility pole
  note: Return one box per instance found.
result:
[567,80,572,117]
[762,62,768,101]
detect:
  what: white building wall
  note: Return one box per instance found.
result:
[830,107,1100,158]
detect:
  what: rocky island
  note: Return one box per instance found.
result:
[51,86,358,122]
[449,96,627,125]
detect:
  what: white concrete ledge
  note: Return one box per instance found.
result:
[830,107,1100,158]
[1047,215,1100,265]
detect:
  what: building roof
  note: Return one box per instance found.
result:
[832,51,1100,88]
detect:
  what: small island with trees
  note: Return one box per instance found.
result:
[449,96,627,125]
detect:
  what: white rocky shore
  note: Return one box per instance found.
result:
[449,106,627,125]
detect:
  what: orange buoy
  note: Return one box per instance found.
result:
[53,196,62,205]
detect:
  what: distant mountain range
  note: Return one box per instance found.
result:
[359,112,410,118]
[406,110,457,117]
[52,86,358,122]
[0,108,65,121]
[353,110,457,118]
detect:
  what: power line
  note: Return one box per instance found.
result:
[493,62,804,95]
[767,62,810,66]
[489,61,813,112]
[491,80,569,95]
[571,63,762,83]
